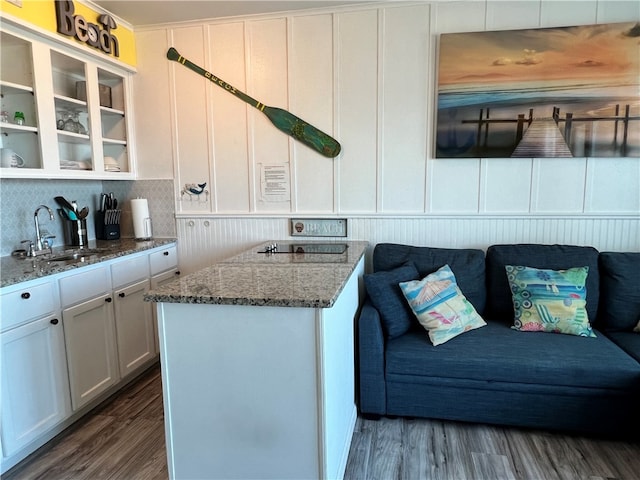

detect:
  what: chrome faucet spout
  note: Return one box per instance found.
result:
[34,205,54,252]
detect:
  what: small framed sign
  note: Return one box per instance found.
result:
[290,218,347,237]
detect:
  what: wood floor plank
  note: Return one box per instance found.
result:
[400,418,430,480]
[368,416,404,479]
[344,426,373,479]
[470,451,517,480]
[5,365,640,480]
[440,420,477,479]
[505,428,560,480]
[1,415,117,480]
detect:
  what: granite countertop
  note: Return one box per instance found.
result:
[1,238,177,288]
[145,240,368,308]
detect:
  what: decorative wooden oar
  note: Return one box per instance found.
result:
[167,47,341,158]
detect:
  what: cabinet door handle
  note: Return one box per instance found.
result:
[119,292,125,298]
[175,271,181,275]
[163,251,169,256]
[105,297,112,303]
[50,318,59,325]
[21,292,31,299]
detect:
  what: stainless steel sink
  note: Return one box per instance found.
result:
[41,248,111,263]
[47,253,85,262]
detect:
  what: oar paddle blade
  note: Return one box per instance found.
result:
[262,107,341,158]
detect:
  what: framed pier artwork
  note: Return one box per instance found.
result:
[435,22,639,158]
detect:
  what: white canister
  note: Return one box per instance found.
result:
[131,198,153,240]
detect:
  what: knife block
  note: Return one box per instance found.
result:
[95,210,121,240]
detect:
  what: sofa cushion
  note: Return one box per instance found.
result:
[364,262,420,339]
[373,243,486,314]
[486,244,600,324]
[399,264,486,346]
[506,265,595,337]
[606,331,640,363]
[598,252,640,332]
[385,321,640,391]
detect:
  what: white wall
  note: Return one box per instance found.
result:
[131,0,640,273]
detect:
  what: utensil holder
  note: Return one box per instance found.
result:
[95,210,121,240]
[63,219,88,246]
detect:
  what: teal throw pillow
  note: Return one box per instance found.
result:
[506,265,595,337]
[399,264,486,346]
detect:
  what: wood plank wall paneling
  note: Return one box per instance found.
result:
[132,29,174,180]
[336,9,378,213]
[131,1,640,272]
[171,26,212,213]
[249,18,291,213]
[290,14,335,213]
[176,216,640,275]
[133,0,640,218]
[380,4,430,213]
[209,22,251,213]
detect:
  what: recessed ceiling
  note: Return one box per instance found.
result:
[93,1,371,27]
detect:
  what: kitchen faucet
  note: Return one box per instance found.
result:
[24,205,55,257]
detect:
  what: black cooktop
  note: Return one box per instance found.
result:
[258,243,348,254]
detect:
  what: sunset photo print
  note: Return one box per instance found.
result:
[435,22,640,158]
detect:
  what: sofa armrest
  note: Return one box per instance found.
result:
[357,299,387,415]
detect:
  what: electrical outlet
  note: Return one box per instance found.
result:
[5,0,23,6]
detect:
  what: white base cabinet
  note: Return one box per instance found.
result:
[0,242,177,474]
[0,314,71,458]
[62,293,119,411]
[150,245,180,353]
[113,279,154,378]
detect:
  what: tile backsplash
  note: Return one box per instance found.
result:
[0,179,176,256]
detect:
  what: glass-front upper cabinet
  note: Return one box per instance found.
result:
[97,67,129,174]
[0,31,42,171]
[51,49,94,172]
[0,22,135,179]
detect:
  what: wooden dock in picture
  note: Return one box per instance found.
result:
[459,103,638,157]
[511,118,572,157]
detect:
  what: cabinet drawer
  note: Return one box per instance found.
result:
[151,269,181,289]
[59,266,111,308]
[149,246,178,276]
[0,280,59,332]
[111,253,149,289]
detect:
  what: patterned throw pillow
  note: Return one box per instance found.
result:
[506,265,595,337]
[399,264,486,346]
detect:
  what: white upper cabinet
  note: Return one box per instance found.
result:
[0,31,42,171]
[0,24,135,179]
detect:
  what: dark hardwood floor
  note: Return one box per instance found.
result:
[5,365,640,479]
[3,365,167,480]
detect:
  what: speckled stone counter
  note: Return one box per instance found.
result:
[0,238,177,288]
[145,240,368,308]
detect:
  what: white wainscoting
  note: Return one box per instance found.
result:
[176,215,639,275]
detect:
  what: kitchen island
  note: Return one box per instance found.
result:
[145,240,368,480]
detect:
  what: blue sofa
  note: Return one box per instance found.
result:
[358,243,640,437]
